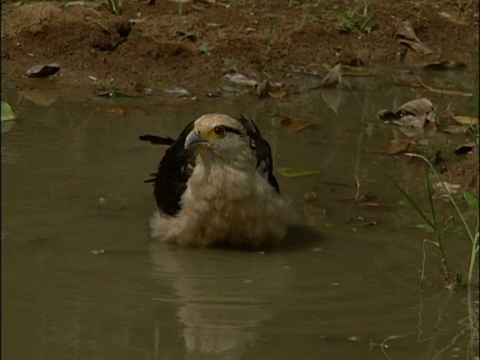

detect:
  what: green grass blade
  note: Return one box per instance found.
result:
[426,169,438,229]
[383,170,437,232]
[405,152,476,243]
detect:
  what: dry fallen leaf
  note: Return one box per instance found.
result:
[291,66,320,77]
[455,142,476,155]
[396,20,432,55]
[387,98,437,130]
[423,60,467,71]
[399,39,432,55]
[433,181,460,196]
[396,20,421,43]
[100,105,126,116]
[25,63,61,78]
[321,64,342,88]
[452,115,478,126]
[278,167,320,177]
[340,65,379,77]
[440,125,468,135]
[437,11,466,25]
[164,87,191,97]
[356,202,391,211]
[378,109,399,121]
[280,117,315,132]
[223,73,258,87]
[303,191,327,216]
[393,115,424,128]
[396,98,433,117]
[389,139,415,155]
[268,89,288,99]
[1,101,16,121]
[254,80,270,98]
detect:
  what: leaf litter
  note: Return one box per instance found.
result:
[454,143,476,155]
[379,98,438,132]
[1,101,16,121]
[222,73,258,87]
[1,101,16,134]
[423,60,467,71]
[389,139,415,155]
[452,115,478,126]
[320,64,342,88]
[24,63,61,78]
[249,80,288,99]
[303,191,327,217]
[396,20,432,56]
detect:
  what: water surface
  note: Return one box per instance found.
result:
[2,71,478,359]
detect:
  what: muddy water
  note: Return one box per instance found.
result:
[2,73,478,360]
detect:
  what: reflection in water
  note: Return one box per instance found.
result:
[414,288,480,359]
[148,242,292,359]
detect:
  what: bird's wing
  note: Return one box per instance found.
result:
[150,121,196,216]
[139,134,176,145]
[238,115,280,193]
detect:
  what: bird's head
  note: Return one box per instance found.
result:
[184,114,253,162]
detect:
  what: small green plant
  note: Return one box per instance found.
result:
[369,334,404,360]
[178,1,183,15]
[336,0,376,35]
[199,41,212,56]
[300,5,317,28]
[365,123,375,137]
[265,20,276,55]
[106,0,121,15]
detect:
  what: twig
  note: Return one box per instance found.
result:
[416,78,473,97]
[421,239,441,289]
[354,132,363,200]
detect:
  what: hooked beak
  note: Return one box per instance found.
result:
[184,129,209,150]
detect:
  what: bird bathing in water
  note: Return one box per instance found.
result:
[140,114,291,248]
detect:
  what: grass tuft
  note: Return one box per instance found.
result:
[384,152,479,288]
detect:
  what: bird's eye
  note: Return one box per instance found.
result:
[213,126,225,137]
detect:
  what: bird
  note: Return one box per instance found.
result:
[140,113,290,248]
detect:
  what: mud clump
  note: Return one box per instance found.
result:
[1,0,479,95]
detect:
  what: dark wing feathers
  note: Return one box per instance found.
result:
[139,134,176,145]
[238,115,280,193]
[142,116,279,216]
[150,121,196,216]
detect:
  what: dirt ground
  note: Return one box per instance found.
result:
[1,0,479,95]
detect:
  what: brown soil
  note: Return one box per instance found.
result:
[1,0,479,95]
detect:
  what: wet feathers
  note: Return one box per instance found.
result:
[140,114,289,248]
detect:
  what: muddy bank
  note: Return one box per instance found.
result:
[1,0,479,95]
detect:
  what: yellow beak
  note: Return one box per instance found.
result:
[184,129,209,149]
